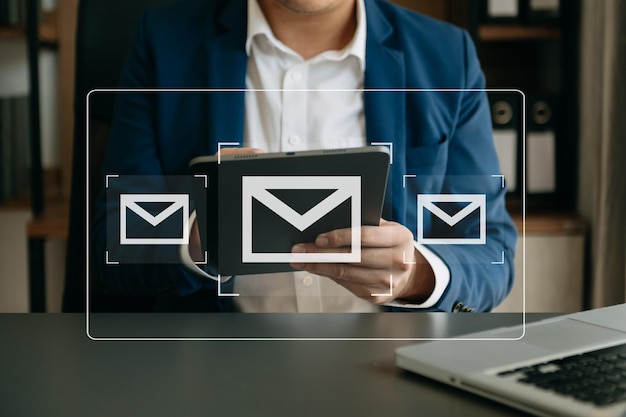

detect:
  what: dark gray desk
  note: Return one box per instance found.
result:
[0,313,548,416]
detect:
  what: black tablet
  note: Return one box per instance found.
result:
[189,146,390,276]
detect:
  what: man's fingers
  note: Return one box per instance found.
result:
[188,220,204,262]
[216,147,265,156]
[315,222,413,248]
[292,244,412,270]
[290,262,396,304]
[291,261,379,284]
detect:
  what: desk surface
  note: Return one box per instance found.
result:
[0,313,550,417]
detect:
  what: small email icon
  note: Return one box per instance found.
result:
[120,194,190,245]
[417,194,486,245]
[241,176,361,263]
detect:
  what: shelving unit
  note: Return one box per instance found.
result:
[399,0,585,312]
[478,25,561,41]
[0,26,23,39]
[30,0,78,312]
[482,4,579,208]
[0,0,75,311]
[0,10,56,41]
[477,1,583,311]
[512,212,585,235]
[26,198,68,239]
[401,0,581,208]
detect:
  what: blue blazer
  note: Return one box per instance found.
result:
[94,0,518,312]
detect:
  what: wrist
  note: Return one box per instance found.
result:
[397,249,436,303]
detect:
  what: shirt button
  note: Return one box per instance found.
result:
[291,70,302,81]
[288,135,300,146]
[302,276,313,286]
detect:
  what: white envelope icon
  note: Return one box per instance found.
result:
[241,176,361,263]
[120,194,190,245]
[417,194,486,245]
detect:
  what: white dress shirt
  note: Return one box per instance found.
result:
[182,0,450,312]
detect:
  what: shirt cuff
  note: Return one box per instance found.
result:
[385,243,450,309]
[179,210,230,283]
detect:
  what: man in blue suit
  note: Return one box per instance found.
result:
[93,0,517,312]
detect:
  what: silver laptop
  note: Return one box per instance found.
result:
[396,304,626,417]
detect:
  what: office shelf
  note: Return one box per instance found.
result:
[38,11,57,43]
[0,25,25,40]
[0,196,31,210]
[20,2,68,313]
[478,25,561,41]
[0,11,57,43]
[0,195,69,239]
[512,212,586,235]
[26,197,69,239]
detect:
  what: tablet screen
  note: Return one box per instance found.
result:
[189,146,390,276]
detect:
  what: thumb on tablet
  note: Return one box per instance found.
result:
[216,147,265,156]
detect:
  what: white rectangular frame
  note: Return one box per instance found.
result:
[241,175,361,263]
[86,88,526,341]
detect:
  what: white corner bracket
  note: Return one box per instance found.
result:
[217,274,239,297]
[491,251,505,265]
[105,251,119,265]
[194,174,208,188]
[371,142,393,164]
[194,251,208,266]
[217,142,241,165]
[105,174,119,188]
[403,174,416,188]
[491,174,505,189]
[371,275,393,297]
[403,250,416,265]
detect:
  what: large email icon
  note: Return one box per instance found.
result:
[417,194,486,245]
[241,176,361,263]
[120,194,190,245]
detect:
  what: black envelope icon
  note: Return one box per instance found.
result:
[241,176,361,263]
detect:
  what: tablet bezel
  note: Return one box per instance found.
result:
[188,146,390,276]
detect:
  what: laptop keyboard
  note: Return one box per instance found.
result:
[497,343,626,407]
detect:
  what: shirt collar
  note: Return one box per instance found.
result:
[245,0,366,71]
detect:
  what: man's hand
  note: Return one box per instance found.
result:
[188,220,204,262]
[216,147,265,157]
[188,147,265,262]
[290,219,435,304]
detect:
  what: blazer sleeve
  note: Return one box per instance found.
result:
[416,31,518,312]
[91,11,221,297]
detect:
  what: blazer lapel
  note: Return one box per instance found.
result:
[363,0,406,221]
[205,0,248,152]
[363,0,406,146]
